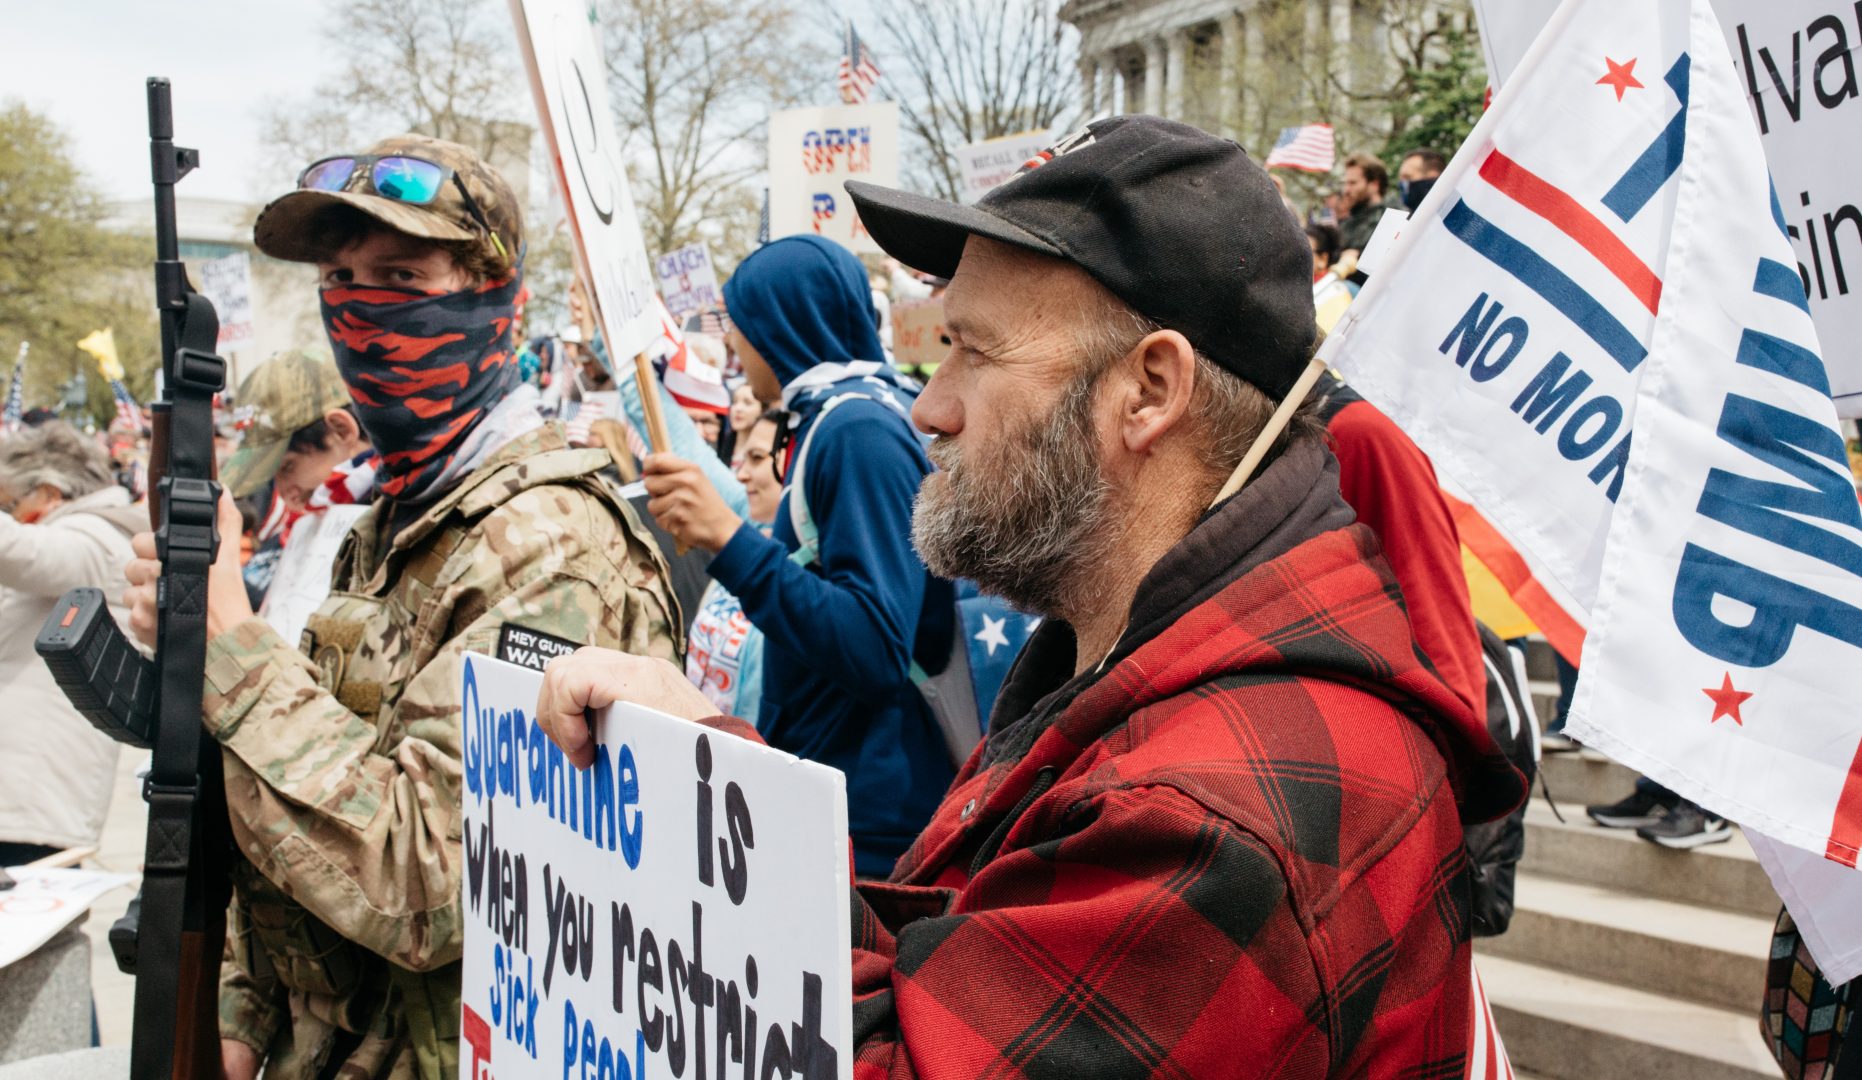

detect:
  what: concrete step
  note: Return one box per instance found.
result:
[1519,801,1779,919]
[1528,680,1561,727]
[1523,635,1558,682]
[1477,872,1773,1012]
[1536,749,1644,807]
[1478,953,1778,1080]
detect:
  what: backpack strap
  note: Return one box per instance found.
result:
[781,388,946,694]
[785,389,911,570]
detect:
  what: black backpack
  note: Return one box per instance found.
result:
[1465,623,1540,937]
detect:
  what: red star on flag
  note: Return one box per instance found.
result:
[1598,57,1645,101]
[1703,673,1754,725]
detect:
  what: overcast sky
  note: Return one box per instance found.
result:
[7,1,335,204]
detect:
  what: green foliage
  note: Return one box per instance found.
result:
[0,102,159,429]
[1383,25,1488,165]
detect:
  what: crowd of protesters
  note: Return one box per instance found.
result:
[3,116,1860,1079]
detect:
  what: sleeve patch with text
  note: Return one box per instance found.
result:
[496,625,582,671]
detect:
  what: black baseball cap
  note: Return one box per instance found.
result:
[846,115,1316,399]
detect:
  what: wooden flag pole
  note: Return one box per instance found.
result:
[632,350,673,456]
[1208,354,1329,508]
[625,349,687,554]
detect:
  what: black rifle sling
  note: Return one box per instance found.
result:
[131,289,226,1080]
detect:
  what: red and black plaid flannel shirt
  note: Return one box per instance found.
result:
[838,460,1525,1078]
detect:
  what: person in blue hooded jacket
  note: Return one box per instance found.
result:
[642,235,956,875]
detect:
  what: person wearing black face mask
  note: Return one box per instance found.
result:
[120,134,682,1080]
[1398,148,1446,213]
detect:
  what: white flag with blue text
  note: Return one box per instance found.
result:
[1321,0,1862,979]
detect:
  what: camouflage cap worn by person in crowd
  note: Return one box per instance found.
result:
[253,134,523,277]
[219,350,353,499]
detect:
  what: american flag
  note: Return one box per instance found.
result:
[1264,123,1336,174]
[109,378,140,431]
[837,20,882,105]
[1,344,26,436]
[694,307,733,339]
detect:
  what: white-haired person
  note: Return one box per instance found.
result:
[0,420,146,865]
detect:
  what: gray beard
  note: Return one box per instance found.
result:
[910,373,1116,619]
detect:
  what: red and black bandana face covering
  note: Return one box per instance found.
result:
[321,271,522,504]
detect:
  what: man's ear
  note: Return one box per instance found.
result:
[1117,329,1198,457]
[325,407,361,447]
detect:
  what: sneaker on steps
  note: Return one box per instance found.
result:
[1636,803,1732,849]
[1586,789,1668,829]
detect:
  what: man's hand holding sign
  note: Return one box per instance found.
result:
[535,648,717,769]
[461,652,853,1079]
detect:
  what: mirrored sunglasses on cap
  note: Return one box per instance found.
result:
[298,153,508,262]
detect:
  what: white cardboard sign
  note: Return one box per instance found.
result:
[197,251,254,349]
[509,0,661,361]
[954,130,1050,204]
[654,244,721,320]
[766,103,900,255]
[457,653,853,1080]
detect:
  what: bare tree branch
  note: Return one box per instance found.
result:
[874,0,1079,201]
[600,0,823,265]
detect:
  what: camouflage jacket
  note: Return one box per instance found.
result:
[205,425,678,1079]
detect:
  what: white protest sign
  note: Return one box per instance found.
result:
[766,103,900,255]
[509,0,660,362]
[457,653,853,1080]
[654,244,721,320]
[197,251,254,350]
[954,130,1049,204]
[0,867,136,970]
[1471,0,1862,416]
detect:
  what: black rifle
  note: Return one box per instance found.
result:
[35,77,231,1080]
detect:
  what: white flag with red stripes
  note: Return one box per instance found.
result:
[1322,0,1862,982]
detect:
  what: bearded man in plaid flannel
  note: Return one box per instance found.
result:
[538,116,1528,1078]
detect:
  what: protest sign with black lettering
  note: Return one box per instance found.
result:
[457,653,853,1080]
[197,251,254,350]
[766,103,899,255]
[509,0,660,362]
[1472,0,1862,416]
[655,244,721,321]
[954,130,1049,204]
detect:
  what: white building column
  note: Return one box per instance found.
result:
[1106,52,1126,115]
[1303,0,1325,112]
[1142,37,1166,116]
[1081,56,1103,116]
[1164,30,1188,120]
[1220,11,1244,139]
[1330,0,1353,95]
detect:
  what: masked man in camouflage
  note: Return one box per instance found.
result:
[124,135,681,1080]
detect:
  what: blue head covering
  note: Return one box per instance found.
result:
[722,236,886,387]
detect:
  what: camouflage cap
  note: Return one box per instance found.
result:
[220,350,355,498]
[253,134,523,278]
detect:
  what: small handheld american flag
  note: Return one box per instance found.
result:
[109,379,141,431]
[838,20,882,105]
[1264,123,1336,174]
